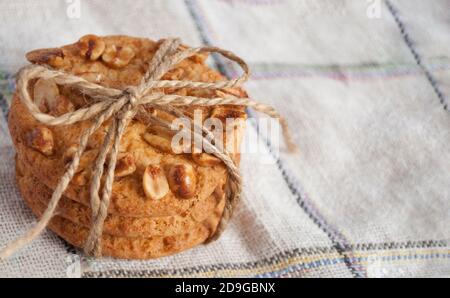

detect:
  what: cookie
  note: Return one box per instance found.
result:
[9,35,247,258]
[10,96,229,217]
[18,164,226,259]
[9,35,247,218]
[16,156,224,238]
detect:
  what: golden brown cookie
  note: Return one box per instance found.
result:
[17,164,226,259]
[15,157,224,238]
[9,35,247,218]
[10,95,229,217]
[10,35,247,258]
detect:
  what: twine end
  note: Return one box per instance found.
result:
[279,117,298,154]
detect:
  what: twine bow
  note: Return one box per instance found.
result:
[0,38,295,259]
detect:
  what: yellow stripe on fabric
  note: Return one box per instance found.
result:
[164,248,450,277]
[83,247,450,277]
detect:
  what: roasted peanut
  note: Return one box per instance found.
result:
[143,133,173,153]
[33,78,60,112]
[102,44,135,68]
[210,106,247,124]
[167,163,197,199]
[191,153,221,166]
[26,126,54,156]
[142,165,169,200]
[114,153,136,177]
[26,48,64,65]
[78,35,106,60]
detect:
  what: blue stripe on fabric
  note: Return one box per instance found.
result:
[184,0,365,278]
[255,252,450,278]
[386,0,448,111]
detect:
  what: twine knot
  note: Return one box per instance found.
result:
[0,37,296,259]
[123,87,140,107]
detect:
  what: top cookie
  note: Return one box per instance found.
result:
[9,35,247,217]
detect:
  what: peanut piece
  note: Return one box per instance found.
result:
[26,126,54,156]
[115,153,136,177]
[168,163,197,199]
[78,35,106,60]
[191,153,221,166]
[142,165,169,200]
[102,44,135,68]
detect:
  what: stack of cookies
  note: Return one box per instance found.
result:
[8,35,247,259]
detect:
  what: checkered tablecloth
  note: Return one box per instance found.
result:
[0,0,449,277]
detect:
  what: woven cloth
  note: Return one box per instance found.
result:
[0,0,449,278]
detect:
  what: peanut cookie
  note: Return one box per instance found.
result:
[16,157,224,238]
[20,184,225,259]
[9,35,247,218]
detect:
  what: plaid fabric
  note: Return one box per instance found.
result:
[0,0,449,278]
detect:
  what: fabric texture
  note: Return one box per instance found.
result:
[0,0,449,277]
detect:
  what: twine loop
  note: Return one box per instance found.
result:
[0,38,296,259]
